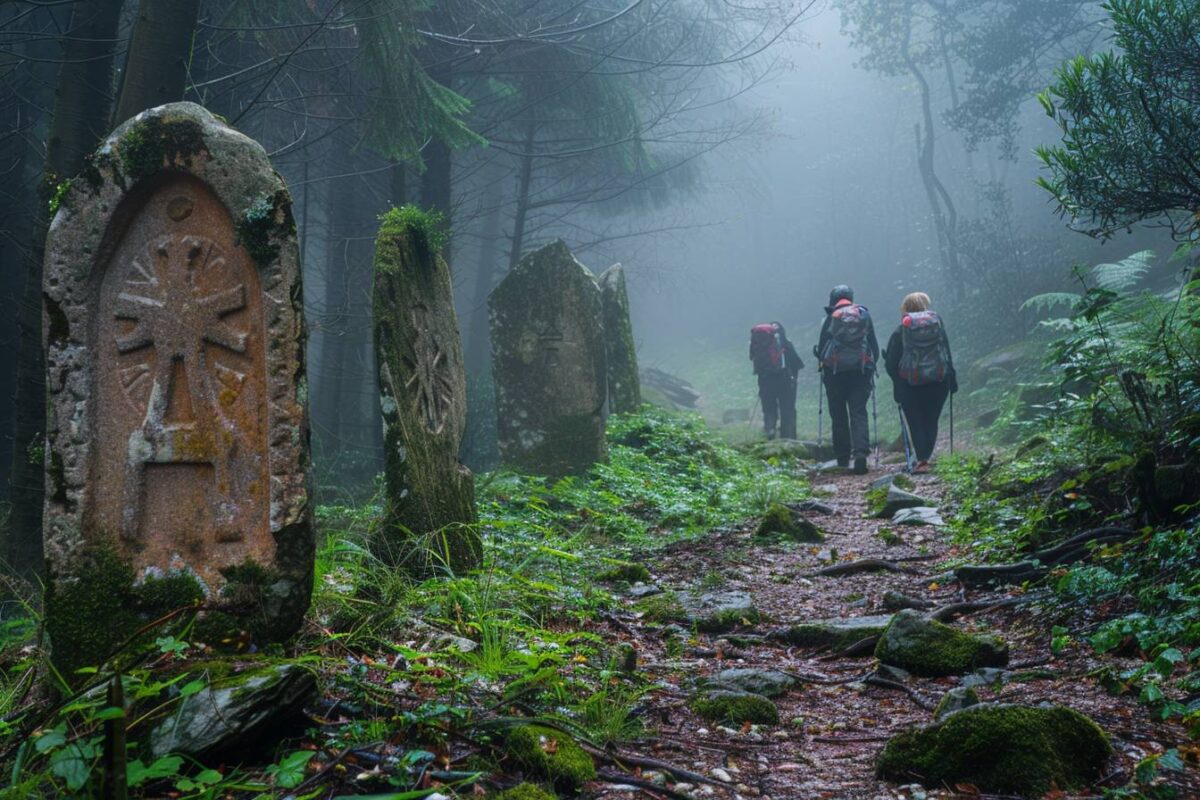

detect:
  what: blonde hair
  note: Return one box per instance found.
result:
[901,292,931,314]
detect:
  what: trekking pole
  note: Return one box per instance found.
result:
[949,393,955,455]
[897,404,916,474]
[816,375,824,447]
[871,384,879,468]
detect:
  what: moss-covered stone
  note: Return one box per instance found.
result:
[505,725,596,791]
[876,704,1111,797]
[634,591,686,624]
[495,783,558,800]
[754,503,824,542]
[597,560,651,584]
[489,240,608,478]
[115,113,208,184]
[599,265,641,414]
[933,686,980,720]
[44,547,204,683]
[373,214,479,574]
[682,590,761,633]
[690,690,779,726]
[874,610,1008,677]
[773,615,892,651]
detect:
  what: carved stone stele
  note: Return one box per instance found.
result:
[42,103,312,678]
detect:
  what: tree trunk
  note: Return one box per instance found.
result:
[464,176,504,373]
[8,0,125,578]
[419,138,452,262]
[506,119,538,272]
[902,22,964,300]
[112,0,202,127]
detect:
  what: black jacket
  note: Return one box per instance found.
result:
[884,322,958,402]
[816,303,880,376]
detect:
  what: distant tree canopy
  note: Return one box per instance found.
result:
[1036,0,1200,239]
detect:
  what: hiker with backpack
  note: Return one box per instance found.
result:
[815,285,879,475]
[749,322,803,440]
[884,292,958,473]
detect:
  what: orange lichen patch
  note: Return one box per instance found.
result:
[90,175,272,593]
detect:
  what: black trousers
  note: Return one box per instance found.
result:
[758,372,797,439]
[824,370,872,461]
[900,382,950,461]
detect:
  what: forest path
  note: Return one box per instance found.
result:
[595,461,1196,800]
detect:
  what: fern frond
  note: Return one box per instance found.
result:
[1020,292,1081,313]
[1091,250,1155,291]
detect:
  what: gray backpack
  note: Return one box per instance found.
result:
[897,310,949,386]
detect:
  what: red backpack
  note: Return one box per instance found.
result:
[749,324,785,375]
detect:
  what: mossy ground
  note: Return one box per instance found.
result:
[504,725,596,791]
[876,705,1112,797]
[634,591,686,623]
[494,783,558,800]
[597,560,651,584]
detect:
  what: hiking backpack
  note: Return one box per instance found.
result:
[820,304,873,373]
[749,324,786,375]
[898,310,950,386]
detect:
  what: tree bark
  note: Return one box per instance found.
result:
[8,0,125,578]
[464,176,504,373]
[506,119,538,272]
[112,0,202,127]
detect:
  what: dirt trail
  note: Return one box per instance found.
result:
[599,462,1197,800]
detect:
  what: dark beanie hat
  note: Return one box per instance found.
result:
[829,284,854,306]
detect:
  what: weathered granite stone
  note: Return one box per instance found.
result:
[705,667,798,698]
[875,609,1008,676]
[489,240,607,477]
[372,212,479,573]
[149,663,315,760]
[598,264,641,414]
[42,103,313,679]
[771,615,893,650]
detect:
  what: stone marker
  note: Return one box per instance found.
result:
[489,240,607,477]
[598,264,641,414]
[372,211,479,572]
[42,103,312,677]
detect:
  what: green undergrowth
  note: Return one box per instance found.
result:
[936,252,1200,792]
[0,406,803,797]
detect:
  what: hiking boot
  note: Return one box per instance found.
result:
[914,460,931,474]
[852,457,868,475]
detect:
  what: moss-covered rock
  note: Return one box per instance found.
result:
[754,504,824,543]
[933,686,980,720]
[597,561,651,584]
[495,783,558,800]
[690,689,779,726]
[681,590,761,633]
[599,265,641,414]
[634,591,687,623]
[704,668,797,698]
[876,704,1111,797]
[489,241,608,478]
[874,610,1008,677]
[373,211,479,573]
[505,725,596,791]
[772,615,892,651]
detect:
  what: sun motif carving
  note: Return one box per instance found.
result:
[401,304,454,434]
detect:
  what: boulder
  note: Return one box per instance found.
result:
[690,690,779,726]
[874,610,1008,677]
[891,507,944,526]
[876,704,1111,797]
[705,668,798,698]
[771,615,893,650]
[682,591,760,633]
[933,686,980,720]
[753,504,824,543]
[150,663,315,759]
[873,485,934,518]
[880,591,933,612]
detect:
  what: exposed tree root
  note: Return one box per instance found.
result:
[863,674,937,711]
[584,743,730,790]
[953,527,1137,588]
[804,558,920,578]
